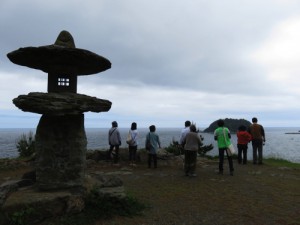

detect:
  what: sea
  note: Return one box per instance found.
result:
[0,127,300,163]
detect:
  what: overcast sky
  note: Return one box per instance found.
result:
[1,0,300,129]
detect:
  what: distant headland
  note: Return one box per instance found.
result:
[202,118,252,133]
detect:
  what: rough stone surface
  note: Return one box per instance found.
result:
[7,45,111,75]
[35,114,87,190]
[13,92,112,115]
[1,187,85,225]
[0,173,126,225]
[0,180,18,207]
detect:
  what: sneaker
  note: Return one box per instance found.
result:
[189,173,197,177]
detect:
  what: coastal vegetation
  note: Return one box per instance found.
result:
[16,132,35,158]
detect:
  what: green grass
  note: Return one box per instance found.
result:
[264,158,300,168]
[38,191,148,225]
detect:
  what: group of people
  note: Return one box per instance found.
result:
[107,121,161,168]
[214,117,265,176]
[107,117,266,177]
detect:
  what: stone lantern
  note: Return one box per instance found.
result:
[7,30,112,190]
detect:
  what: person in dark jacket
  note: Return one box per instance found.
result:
[249,117,265,165]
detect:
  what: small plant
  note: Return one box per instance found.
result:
[85,188,147,219]
[10,207,35,225]
[43,189,148,225]
[16,131,35,158]
[166,123,214,156]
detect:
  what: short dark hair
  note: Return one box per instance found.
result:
[131,122,137,130]
[217,119,224,127]
[238,125,247,131]
[149,125,156,132]
[112,121,118,127]
[185,121,191,127]
[252,117,258,123]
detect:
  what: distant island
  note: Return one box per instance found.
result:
[285,131,300,134]
[202,118,252,133]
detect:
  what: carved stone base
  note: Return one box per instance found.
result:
[35,114,87,190]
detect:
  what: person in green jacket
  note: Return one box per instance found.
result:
[214,119,234,175]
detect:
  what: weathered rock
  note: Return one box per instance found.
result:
[35,114,87,190]
[0,180,18,207]
[7,31,111,75]
[85,175,126,199]
[13,92,112,115]
[4,29,115,224]
[1,187,85,225]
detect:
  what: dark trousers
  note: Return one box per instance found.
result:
[148,153,157,168]
[252,139,263,164]
[237,144,248,164]
[108,145,119,163]
[219,148,234,172]
[129,145,137,162]
[184,150,197,174]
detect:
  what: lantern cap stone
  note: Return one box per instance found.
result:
[7,30,111,75]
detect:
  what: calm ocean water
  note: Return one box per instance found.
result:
[1,127,300,163]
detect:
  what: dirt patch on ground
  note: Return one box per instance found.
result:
[1,157,299,225]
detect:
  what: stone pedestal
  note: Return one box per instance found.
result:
[35,114,87,190]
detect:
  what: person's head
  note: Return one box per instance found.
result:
[217,119,224,127]
[131,122,137,130]
[149,125,156,132]
[112,121,118,127]
[185,120,191,127]
[238,125,247,131]
[252,117,258,123]
[190,124,197,132]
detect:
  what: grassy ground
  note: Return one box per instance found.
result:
[87,157,300,225]
[1,157,299,225]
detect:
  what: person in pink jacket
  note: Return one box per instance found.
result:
[237,125,252,164]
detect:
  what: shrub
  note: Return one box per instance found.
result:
[16,131,35,158]
[45,189,148,225]
[85,189,147,219]
[165,127,214,156]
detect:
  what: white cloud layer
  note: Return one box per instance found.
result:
[1,0,300,128]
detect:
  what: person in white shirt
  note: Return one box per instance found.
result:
[179,120,191,146]
[127,122,138,166]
